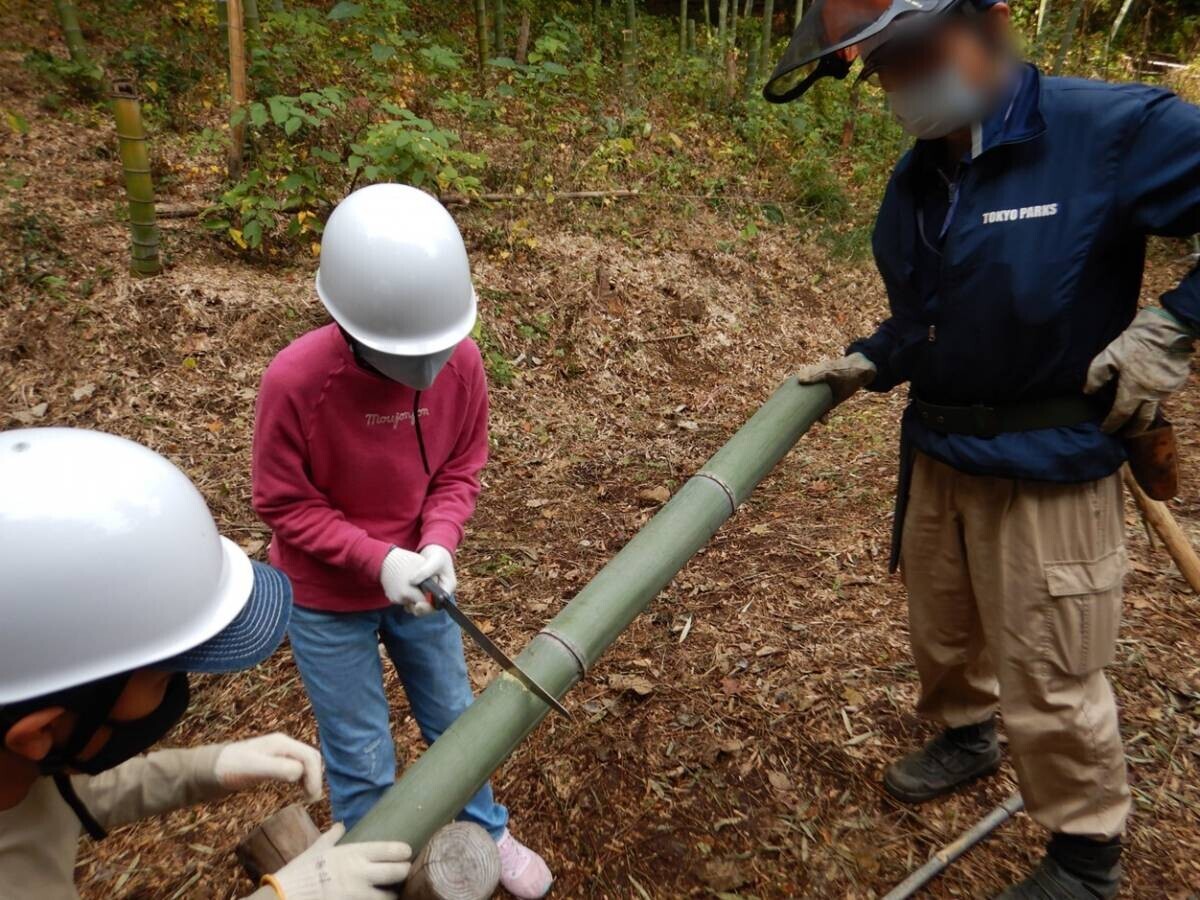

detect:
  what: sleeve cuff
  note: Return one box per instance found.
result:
[420,520,464,553]
[348,535,395,581]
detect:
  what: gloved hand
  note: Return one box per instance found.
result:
[267,823,412,900]
[1085,307,1195,434]
[795,352,877,406]
[213,734,323,802]
[410,544,457,596]
[381,547,433,616]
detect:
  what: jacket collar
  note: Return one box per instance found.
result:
[894,62,1047,183]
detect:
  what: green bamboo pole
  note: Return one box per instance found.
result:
[111,80,161,277]
[243,0,259,30]
[625,0,637,48]
[215,0,228,50]
[793,0,802,30]
[1052,0,1085,73]
[343,379,833,850]
[717,0,727,57]
[493,0,506,57]
[679,0,687,52]
[54,0,90,65]
[758,0,774,79]
[745,41,759,96]
[688,18,697,53]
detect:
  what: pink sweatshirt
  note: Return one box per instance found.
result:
[252,324,489,612]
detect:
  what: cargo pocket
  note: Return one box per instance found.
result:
[1043,547,1126,676]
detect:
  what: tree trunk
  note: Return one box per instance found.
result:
[758,0,773,79]
[111,80,161,276]
[493,0,505,57]
[473,0,489,80]
[226,0,247,180]
[1051,0,1085,73]
[515,11,531,64]
[680,0,687,53]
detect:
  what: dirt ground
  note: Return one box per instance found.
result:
[3,43,1200,900]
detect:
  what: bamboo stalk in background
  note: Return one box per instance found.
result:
[215,0,229,49]
[793,0,803,30]
[473,0,489,78]
[717,0,728,56]
[625,0,637,48]
[745,40,759,96]
[1052,0,1085,73]
[620,27,636,100]
[493,0,506,57]
[272,0,282,10]
[758,0,774,79]
[1035,0,1050,39]
[593,0,601,23]
[702,0,710,36]
[226,0,247,180]
[680,0,688,52]
[688,17,696,53]
[1108,0,1136,47]
[54,0,90,65]
[243,0,259,32]
[515,10,531,64]
[111,80,161,277]
[726,0,739,95]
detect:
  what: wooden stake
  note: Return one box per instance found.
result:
[235,804,321,883]
[226,0,247,180]
[1123,466,1200,593]
[402,822,500,900]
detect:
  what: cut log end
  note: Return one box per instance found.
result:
[402,822,501,900]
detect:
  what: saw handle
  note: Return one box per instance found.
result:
[418,578,453,608]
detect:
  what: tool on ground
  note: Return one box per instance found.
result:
[884,791,1025,900]
[419,579,570,720]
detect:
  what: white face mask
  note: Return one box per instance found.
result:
[886,64,991,140]
[357,344,456,390]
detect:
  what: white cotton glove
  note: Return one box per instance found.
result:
[795,352,877,406]
[1085,307,1195,434]
[410,544,457,596]
[269,823,412,900]
[381,547,433,616]
[213,733,323,802]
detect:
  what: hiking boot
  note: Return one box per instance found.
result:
[994,835,1122,899]
[883,720,1001,803]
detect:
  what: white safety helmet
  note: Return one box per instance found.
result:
[0,428,290,706]
[316,183,478,358]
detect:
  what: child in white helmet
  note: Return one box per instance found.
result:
[0,427,413,900]
[252,184,552,899]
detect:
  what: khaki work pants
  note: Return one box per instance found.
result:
[901,452,1131,840]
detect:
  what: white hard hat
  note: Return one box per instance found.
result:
[316,183,478,357]
[0,428,291,706]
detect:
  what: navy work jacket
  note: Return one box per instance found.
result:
[850,64,1200,482]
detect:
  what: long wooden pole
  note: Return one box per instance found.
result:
[226,0,247,180]
[1123,467,1200,593]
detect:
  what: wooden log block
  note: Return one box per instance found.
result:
[235,803,321,883]
[402,822,500,900]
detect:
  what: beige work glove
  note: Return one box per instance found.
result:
[268,823,412,900]
[213,733,323,802]
[796,352,877,406]
[1085,308,1195,435]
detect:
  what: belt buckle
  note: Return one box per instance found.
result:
[971,404,1000,439]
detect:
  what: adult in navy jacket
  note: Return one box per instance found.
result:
[765,0,1200,895]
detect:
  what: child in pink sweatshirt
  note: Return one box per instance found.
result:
[251,184,551,898]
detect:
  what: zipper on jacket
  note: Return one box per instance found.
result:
[413,390,431,477]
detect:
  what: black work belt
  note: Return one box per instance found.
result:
[911,395,1104,438]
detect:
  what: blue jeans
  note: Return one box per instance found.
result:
[288,604,509,835]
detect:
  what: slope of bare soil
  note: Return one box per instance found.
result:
[2,38,1199,900]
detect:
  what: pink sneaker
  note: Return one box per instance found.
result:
[496,829,553,899]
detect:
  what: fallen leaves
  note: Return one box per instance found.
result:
[608,673,654,697]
